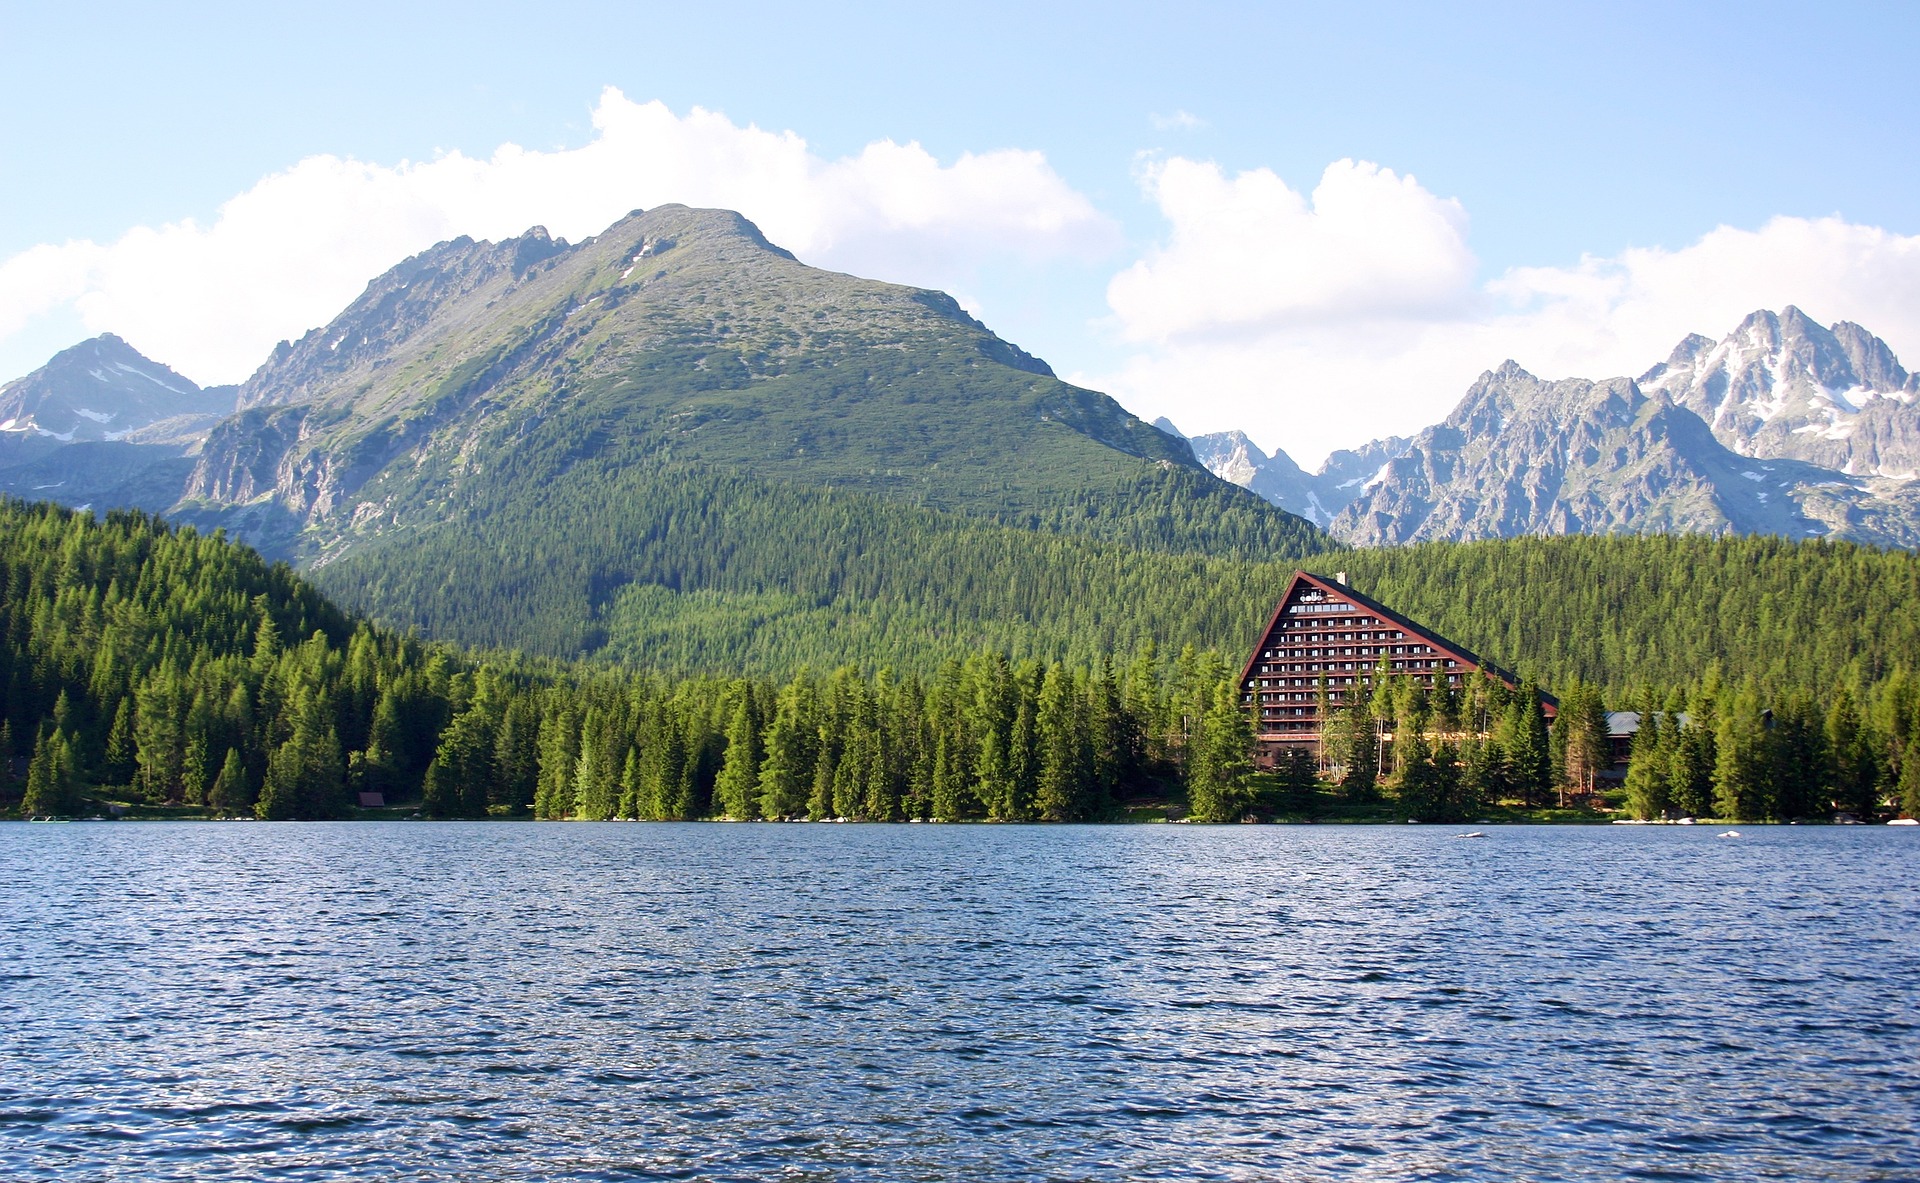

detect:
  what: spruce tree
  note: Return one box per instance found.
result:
[1826,687,1879,819]
[1393,731,1444,821]
[180,729,213,807]
[534,706,579,819]
[255,689,346,820]
[1338,705,1378,802]
[757,677,815,820]
[1623,703,1669,820]
[1187,677,1254,822]
[714,684,763,819]
[1713,685,1775,822]
[209,748,249,816]
[102,697,135,785]
[1276,745,1319,813]
[573,708,618,821]
[1035,664,1083,821]
[1900,742,1920,821]
[423,707,496,819]
[22,725,80,816]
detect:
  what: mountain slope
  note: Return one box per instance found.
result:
[152,205,1326,660]
[1640,307,1920,476]
[179,205,1307,561]
[1176,422,1410,528]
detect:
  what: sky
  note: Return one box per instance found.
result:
[3,0,1917,467]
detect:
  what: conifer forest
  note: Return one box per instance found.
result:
[4,499,1918,824]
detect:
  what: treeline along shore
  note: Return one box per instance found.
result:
[4,499,1918,823]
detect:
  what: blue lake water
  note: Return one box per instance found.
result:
[1,822,1916,1181]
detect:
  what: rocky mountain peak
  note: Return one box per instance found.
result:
[0,333,232,443]
[1639,307,1919,476]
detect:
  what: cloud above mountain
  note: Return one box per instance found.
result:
[1107,157,1476,340]
[0,88,1116,384]
[1095,161,1920,468]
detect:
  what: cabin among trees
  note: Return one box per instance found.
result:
[1240,570,1556,771]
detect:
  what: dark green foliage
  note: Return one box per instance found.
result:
[1826,688,1879,818]
[1337,535,1920,702]
[1274,746,1320,813]
[1187,671,1255,823]
[1334,706,1378,802]
[1624,699,1670,820]
[7,497,1920,825]
[1392,733,1466,823]
[22,724,81,816]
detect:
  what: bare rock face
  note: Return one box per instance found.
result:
[0,334,233,443]
[1639,307,1920,477]
[1195,308,1920,549]
[0,335,236,512]
[1327,363,1863,545]
[1181,426,1409,528]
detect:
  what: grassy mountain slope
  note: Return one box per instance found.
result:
[170,205,1326,662]
[181,205,1298,551]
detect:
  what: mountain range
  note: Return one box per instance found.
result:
[3,206,1918,670]
[1172,308,1920,547]
[0,206,1322,665]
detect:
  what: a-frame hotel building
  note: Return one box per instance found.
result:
[1240,570,1552,766]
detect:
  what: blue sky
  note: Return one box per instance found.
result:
[4,0,1917,463]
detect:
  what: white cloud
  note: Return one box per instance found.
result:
[1094,158,1920,468]
[0,88,1117,384]
[1107,158,1475,343]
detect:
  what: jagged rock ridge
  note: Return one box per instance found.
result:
[1190,308,1920,548]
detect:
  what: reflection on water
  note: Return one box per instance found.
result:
[1,822,1916,1180]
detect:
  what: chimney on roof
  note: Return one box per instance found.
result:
[1335,571,1347,586]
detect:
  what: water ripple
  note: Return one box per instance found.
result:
[0,822,1916,1179]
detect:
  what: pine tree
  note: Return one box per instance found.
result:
[1826,687,1879,819]
[714,684,763,819]
[1276,745,1319,813]
[22,725,81,816]
[1187,676,1254,822]
[209,747,250,815]
[1623,702,1669,820]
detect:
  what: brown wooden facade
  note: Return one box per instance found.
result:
[1239,570,1554,766]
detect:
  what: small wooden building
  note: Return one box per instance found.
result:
[1240,569,1552,766]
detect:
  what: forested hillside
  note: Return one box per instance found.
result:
[319,466,1920,704]
[4,500,1915,824]
[0,500,1257,822]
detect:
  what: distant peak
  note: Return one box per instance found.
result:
[1490,359,1536,381]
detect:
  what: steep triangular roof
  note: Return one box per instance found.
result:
[1239,570,1555,709]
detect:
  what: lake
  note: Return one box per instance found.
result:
[2,822,1916,1180]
